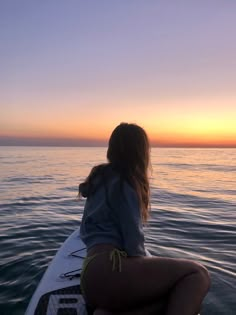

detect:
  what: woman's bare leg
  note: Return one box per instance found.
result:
[94,306,201,315]
[84,255,210,315]
[93,310,112,315]
[166,267,208,315]
[94,298,167,315]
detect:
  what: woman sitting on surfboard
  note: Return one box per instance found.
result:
[79,122,210,315]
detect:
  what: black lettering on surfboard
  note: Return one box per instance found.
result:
[34,285,87,315]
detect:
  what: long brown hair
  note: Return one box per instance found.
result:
[79,123,151,222]
[107,123,151,222]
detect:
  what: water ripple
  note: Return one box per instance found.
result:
[0,147,235,315]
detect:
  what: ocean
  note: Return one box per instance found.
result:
[0,146,235,315]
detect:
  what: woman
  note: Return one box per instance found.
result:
[79,123,210,315]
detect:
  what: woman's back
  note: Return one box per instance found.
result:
[80,164,146,257]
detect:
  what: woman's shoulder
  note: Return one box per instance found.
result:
[79,162,136,198]
[79,163,120,197]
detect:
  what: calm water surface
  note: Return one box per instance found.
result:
[0,147,235,315]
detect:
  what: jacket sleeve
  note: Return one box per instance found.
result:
[109,178,146,256]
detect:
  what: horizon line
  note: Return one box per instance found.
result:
[0,136,235,149]
[1,144,236,149]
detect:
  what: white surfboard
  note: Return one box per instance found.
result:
[25,229,88,315]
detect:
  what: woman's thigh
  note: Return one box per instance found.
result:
[83,254,205,311]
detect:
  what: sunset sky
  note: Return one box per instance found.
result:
[1,1,236,147]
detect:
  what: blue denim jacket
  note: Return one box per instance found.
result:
[80,170,146,256]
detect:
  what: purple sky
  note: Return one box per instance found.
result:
[1,1,236,146]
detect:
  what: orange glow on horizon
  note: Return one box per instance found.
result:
[1,128,236,147]
[149,130,236,147]
[1,99,236,147]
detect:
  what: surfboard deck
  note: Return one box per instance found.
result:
[25,229,87,315]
